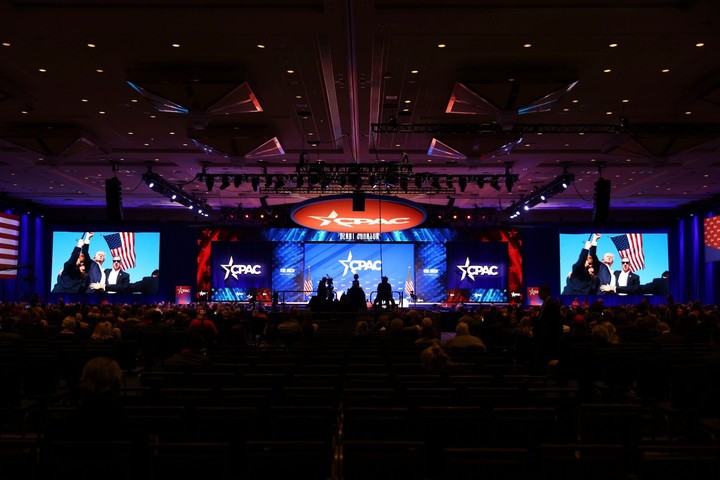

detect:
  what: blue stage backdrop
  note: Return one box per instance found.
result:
[446,241,510,303]
[210,241,272,302]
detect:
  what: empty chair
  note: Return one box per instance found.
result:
[243,440,333,480]
[342,440,427,480]
[442,447,529,480]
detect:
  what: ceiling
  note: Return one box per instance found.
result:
[1,0,720,223]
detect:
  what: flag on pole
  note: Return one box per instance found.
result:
[0,212,20,279]
[303,267,313,297]
[404,266,414,300]
[610,233,645,272]
[103,232,136,271]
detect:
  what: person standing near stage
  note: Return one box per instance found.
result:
[374,276,396,309]
[532,284,563,373]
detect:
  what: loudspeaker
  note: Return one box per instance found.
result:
[593,178,611,224]
[105,177,123,223]
[352,190,365,211]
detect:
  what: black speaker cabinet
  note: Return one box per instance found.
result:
[105,177,123,223]
[593,178,611,224]
[352,190,365,211]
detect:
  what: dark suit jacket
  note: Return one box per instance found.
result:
[51,244,90,293]
[562,245,598,295]
[87,260,105,292]
[103,268,130,292]
[613,271,640,289]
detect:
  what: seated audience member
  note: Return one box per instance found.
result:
[420,340,452,373]
[445,321,486,350]
[163,334,211,369]
[652,321,686,345]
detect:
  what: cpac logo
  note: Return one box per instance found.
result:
[308,210,411,228]
[338,251,382,276]
[221,256,263,280]
[457,257,500,281]
[176,287,191,295]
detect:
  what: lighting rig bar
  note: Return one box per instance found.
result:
[506,172,575,219]
[372,122,720,135]
[142,170,211,216]
[197,159,519,195]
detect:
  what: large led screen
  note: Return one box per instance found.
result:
[304,243,414,304]
[559,232,669,296]
[446,241,510,303]
[50,231,160,295]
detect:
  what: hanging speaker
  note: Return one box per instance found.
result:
[105,177,123,223]
[593,178,611,224]
[352,190,365,211]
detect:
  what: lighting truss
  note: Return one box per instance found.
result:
[506,172,575,219]
[142,169,211,216]
[196,160,519,195]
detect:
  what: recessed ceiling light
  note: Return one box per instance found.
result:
[603,69,611,73]
[571,99,579,103]
[99,111,105,115]
[38,68,47,73]
[287,69,294,73]
[21,110,28,114]
[622,99,629,103]
[87,43,96,48]
[685,111,692,115]
[131,99,138,103]
[128,132,133,135]
[562,108,569,112]
[96,69,104,73]
[257,44,265,49]
[606,111,613,115]
[523,43,532,48]
[171,43,180,48]
[661,68,670,73]
[411,70,419,74]
[609,43,618,48]
[2,42,10,47]
[404,100,411,104]
[437,43,446,48]
[696,42,704,47]
[169,131,175,135]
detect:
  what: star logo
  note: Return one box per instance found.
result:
[457,257,474,281]
[307,210,339,227]
[339,251,354,276]
[221,256,237,280]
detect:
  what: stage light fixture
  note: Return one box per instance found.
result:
[476,177,484,189]
[264,175,273,188]
[251,176,260,192]
[414,175,423,189]
[431,176,441,190]
[445,176,453,189]
[233,175,242,188]
[274,176,285,189]
[490,177,501,191]
[219,176,231,190]
[205,175,215,192]
[458,177,467,192]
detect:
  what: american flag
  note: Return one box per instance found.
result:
[303,267,313,297]
[610,233,644,272]
[705,215,720,262]
[404,266,414,300]
[0,213,20,279]
[103,232,136,270]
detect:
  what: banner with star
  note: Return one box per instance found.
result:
[446,241,510,303]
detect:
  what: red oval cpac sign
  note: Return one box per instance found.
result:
[290,195,426,233]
